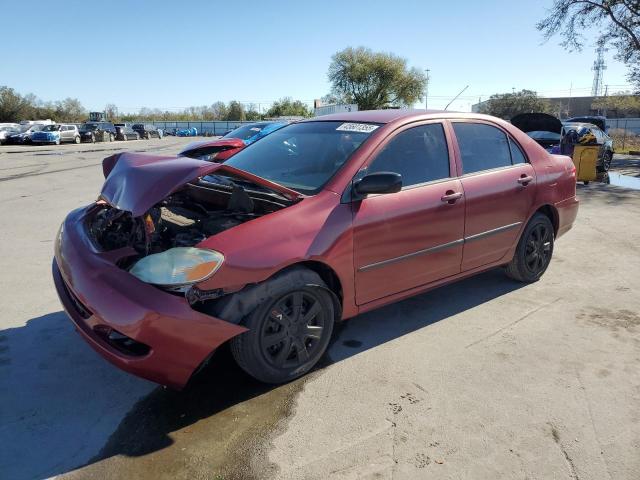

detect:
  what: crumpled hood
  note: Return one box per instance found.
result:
[511,113,562,134]
[100,152,302,217]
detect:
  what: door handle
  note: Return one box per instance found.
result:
[441,191,463,204]
[517,175,534,185]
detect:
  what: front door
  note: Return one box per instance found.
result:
[352,122,465,305]
[451,121,537,271]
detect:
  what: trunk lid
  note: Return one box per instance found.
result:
[100,153,302,217]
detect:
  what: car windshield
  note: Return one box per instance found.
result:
[81,123,98,130]
[223,121,380,195]
[42,125,60,131]
[223,123,270,141]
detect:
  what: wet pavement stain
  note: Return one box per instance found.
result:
[63,346,308,480]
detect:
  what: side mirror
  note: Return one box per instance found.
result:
[354,172,402,196]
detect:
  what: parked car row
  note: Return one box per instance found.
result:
[0,120,164,145]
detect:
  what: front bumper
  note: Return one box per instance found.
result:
[53,206,246,389]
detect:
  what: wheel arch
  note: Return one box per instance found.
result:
[201,260,344,326]
[533,204,559,237]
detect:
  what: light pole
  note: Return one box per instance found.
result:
[425,69,430,110]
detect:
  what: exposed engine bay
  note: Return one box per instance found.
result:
[88,174,293,258]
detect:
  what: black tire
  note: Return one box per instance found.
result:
[505,213,554,283]
[230,268,335,384]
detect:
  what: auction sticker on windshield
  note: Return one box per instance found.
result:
[336,123,379,133]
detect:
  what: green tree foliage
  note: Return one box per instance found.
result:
[265,97,312,118]
[478,90,552,120]
[537,1,640,91]
[327,47,426,110]
[591,91,640,114]
[0,86,86,122]
[225,101,246,121]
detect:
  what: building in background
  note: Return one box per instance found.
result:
[472,95,640,119]
[314,99,358,117]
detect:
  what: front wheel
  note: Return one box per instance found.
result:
[230,269,335,384]
[55,138,61,145]
[109,133,114,142]
[74,136,80,144]
[505,213,554,283]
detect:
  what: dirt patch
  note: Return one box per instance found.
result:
[577,307,640,332]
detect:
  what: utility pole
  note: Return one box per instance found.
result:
[424,69,430,110]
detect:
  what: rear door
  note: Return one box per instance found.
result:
[352,122,465,305]
[451,121,536,271]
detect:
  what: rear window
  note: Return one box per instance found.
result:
[224,123,269,141]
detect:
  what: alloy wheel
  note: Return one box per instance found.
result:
[524,223,552,275]
[259,291,326,369]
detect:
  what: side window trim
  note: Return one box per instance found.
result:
[507,136,529,165]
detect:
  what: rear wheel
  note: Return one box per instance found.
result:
[505,213,554,283]
[109,133,115,142]
[74,136,80,144]
[230,269,335,383]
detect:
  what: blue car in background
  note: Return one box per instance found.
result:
[225,121,288,145]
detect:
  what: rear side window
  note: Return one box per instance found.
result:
[368,123,450,187]
[509,138,526,164]
[453,123,512,174]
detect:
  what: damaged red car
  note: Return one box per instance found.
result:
[53,110,579,389]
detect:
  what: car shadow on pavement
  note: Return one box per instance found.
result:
[0,269,523,479]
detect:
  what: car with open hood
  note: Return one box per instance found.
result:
[511,113,563,152]
[53,110,579,389]
[178,121,289,161]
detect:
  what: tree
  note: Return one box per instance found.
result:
[0,86,32,122]
[478,89,552,119]
[105,103,119,121]
[327,47,426,110]
[244,103,262,121]
[591,91,640,115]
[537,1,640,90]
[225,101,245,121]
[265,97,312,118]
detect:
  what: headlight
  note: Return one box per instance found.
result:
[129,247,224,287]
[199,152,219,161]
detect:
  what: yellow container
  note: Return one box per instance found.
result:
[572,146,599,183]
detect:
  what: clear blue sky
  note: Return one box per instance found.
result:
[0,0,631,113]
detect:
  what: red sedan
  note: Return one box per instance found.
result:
[53,110,578,388]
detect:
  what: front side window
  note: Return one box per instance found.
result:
[225,121,379,195]
[453,123,512,174]
[367,123,450,187]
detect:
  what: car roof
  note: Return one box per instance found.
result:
[299,109,490,124]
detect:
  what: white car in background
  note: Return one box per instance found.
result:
[0,125,21,144]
